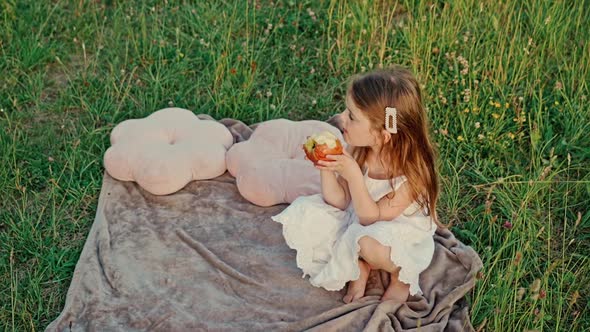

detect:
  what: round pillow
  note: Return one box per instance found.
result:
[104,108,234,195]
[226,118,345,206]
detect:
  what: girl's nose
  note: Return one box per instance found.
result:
[338,113,347,130]
[339,111,348,122]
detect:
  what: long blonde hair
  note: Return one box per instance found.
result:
[347,66,445,228]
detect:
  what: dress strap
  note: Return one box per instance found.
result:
[393,175,408,190]
[364,164,407,190]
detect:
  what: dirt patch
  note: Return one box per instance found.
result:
[41,54,86,104]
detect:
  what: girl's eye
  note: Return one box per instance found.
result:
[348,112,353,120]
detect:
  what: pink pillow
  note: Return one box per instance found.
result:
[226,119,345,206]
[104,108,234,195]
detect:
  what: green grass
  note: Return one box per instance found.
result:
[1,0,588,330]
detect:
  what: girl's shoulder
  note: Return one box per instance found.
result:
[365,170,406,189]
[363,160,403,181]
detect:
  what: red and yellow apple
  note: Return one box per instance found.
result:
[302,131,343,165]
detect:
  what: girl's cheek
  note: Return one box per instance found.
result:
[339,120,347,130]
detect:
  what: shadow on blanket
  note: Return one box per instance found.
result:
[46,115,483,332]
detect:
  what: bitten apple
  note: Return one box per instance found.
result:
[302,131,343,165]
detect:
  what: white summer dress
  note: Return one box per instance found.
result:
[271,166,437,296]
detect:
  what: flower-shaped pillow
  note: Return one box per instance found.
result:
[104,108,234,195]
[226,118,345,206]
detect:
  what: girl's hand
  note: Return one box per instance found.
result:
[315,149,361,181]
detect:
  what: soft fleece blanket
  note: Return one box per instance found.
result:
[46,115,483,331]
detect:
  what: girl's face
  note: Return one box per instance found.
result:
[340,94,380,147]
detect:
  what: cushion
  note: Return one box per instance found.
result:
[226,118,345,206]
[104,107,234,195]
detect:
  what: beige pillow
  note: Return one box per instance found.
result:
[104,108,234,195]
[226,118,345,206]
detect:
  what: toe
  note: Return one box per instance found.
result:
[343,294,352,303]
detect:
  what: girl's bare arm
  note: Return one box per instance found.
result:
[348,177,414,226]
[320,170,350,210]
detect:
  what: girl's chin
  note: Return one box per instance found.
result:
[342,136,355,147]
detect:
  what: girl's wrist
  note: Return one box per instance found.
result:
[346,169,364,185]
[320,169,336,181]
[341,168,364,182]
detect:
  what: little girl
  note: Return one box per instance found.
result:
[271,66,444,303]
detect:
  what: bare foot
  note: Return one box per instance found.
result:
[363,269,385,297]
[381,271,410,302]
[343,259,370,303]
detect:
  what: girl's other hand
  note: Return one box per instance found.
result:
[315,150,360,181]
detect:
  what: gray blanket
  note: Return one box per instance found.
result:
[46,115,483,331]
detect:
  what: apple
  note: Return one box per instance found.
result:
[302,131,343,165]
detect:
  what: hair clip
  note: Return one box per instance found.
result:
[385,107,397,134]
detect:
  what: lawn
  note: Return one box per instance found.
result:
[1,0,588,330]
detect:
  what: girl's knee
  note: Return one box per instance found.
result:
[358,236,377,254]
[357,236,397,272]
[358,236,382,262]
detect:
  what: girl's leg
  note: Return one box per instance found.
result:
[381,268,410,302]
[343,259,370,303]
[357,236,410,302]
[357,236,397,273]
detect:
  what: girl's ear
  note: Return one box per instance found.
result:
[381,129,392,144]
